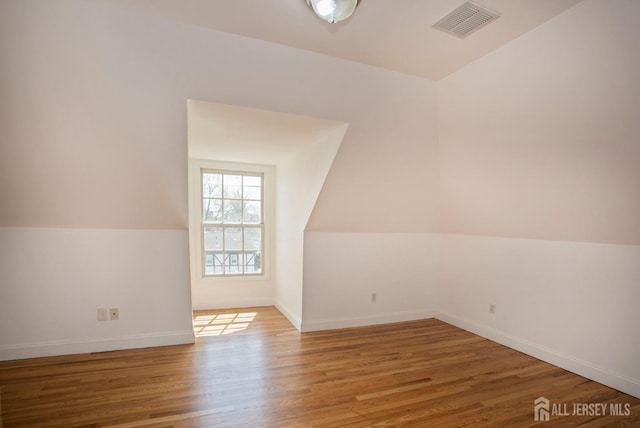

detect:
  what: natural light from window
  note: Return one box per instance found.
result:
[193,312,257,337]
[201,170,264,277]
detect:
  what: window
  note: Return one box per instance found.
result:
[201,170,263,276]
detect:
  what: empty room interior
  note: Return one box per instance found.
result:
[1,0,639,426]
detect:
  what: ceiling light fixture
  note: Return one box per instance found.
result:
[305,0,360,24]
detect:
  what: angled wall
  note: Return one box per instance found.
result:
[436,0,640,397]
[276,125,347,328]
[302,56,440,330]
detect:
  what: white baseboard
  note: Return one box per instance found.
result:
[435,312,640,399]
[301,310,435,333]
[0,330,195,361]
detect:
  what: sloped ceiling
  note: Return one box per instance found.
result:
[102,0,582,80]
[188,100,347,165]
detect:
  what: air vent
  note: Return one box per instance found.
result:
[433,2,500,39]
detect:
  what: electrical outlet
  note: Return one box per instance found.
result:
[109,307,119,321]
[97,308,109,322]
[489,303,496,314]
[371,292,377,303]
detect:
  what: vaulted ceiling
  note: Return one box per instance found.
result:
[103,0,582,80]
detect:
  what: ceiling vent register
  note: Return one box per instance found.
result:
[433,1,500,39]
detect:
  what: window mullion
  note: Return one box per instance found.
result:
[221,173,226,275]
[241,226,245,275]
[201,170,206,277]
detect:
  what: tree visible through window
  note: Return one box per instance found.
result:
[201,170,263,276]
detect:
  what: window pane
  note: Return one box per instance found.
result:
[223,174,242,199]
[243,201,261,224]
[224,227,242,251]
[214,253,224,274]
[203,199,222,223]
[243,228,261,251]
[243,176,262,200]
[204,227,223,251]
[225,252,242,274]
[204,252,224,275]
[223,199,242,224]
[244,251,262,273]
[202,173,222,198]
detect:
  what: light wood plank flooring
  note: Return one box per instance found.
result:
[1,307,638,427]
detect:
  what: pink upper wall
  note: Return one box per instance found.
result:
[0,0,439,233]
[1,0,636,244]
[437,0,640,245]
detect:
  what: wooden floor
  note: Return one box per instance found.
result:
[1,307,638,427]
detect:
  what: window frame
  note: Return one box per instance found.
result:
[189,159,273,282]
[200,168,265,277]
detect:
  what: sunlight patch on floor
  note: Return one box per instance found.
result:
[193,312,257,337]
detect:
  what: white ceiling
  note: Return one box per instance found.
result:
[105,0,582,80]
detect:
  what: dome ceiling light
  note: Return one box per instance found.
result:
[305,0,360,24]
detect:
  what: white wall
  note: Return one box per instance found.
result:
[437,235,640,397]
[436,0,640,398]
[275,127,347,328]
[298,36,441,331]
[302,232,438,331]
[0,227,193,360]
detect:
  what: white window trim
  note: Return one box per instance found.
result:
[200,168,264,277]
[188,159,273,282]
